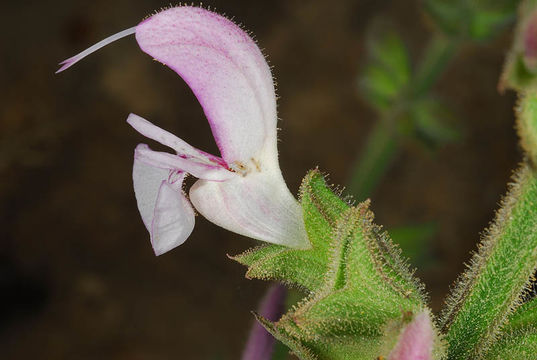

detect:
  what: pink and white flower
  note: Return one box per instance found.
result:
[58,6,309,255]
[388,311,434,360]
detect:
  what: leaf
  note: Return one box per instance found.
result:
[389,222,436,266]
[424,0,516,41]
[360,28,411,112]
[232,169,349,293]
[410,98,461,148]
[500,1,537,92]
[483,327,537,360]
[470,9,516,41]
[255,313,317,360]
[439,165,537,359]
[505,296,537,333]
[347,121,398,200]
[271,341,291,360]
[516,86,537,166]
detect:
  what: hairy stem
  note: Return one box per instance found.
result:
[440,164,537,359]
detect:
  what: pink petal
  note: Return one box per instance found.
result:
[135,7,278,164]
[189,170,309,249]
[389,311,434,360]
[134,144,234,181]
[151,180,195,255]
[127,113,228,168]
[242,284,287,360]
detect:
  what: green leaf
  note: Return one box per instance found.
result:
[483,296,537,359]
[347,121,398,200]
[360,28,411,111]
[370,31,411,89]
[500,1,537,92]
[516,89,537,166]
[361,64,401,110]
[424,0,516,40]
[470,9,516,41]
[389,222,436,266]
[439,165,537,359]
[484,327,537,360]
[232,169,349,293]
[502,55,537,91]
[410,98,461,148]
[505,297,537,332]
[271,339,291,360]
[424,0,466,37]
[255,313,317,360]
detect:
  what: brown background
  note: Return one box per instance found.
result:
[0,0,518,359]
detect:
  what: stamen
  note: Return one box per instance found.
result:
[56,26,137,74]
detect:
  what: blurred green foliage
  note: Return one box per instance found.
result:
[501,0,537,92]
[389,222,437,266]
[360,30,410,111]
[424,0,517,41]
[351,28,461,200]
[353,0,518,197]
[349,0,517,298]
[411,98,461,147]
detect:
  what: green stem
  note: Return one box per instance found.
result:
[440,165,537,359]
[348,33,460,199]
[347,119,398,200]
[412,33,460,97]
[517,93,537,166]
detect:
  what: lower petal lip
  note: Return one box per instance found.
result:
[189,172,310,249]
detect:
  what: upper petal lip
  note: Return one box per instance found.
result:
[135,6,278,164]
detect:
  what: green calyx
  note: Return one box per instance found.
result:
[500,0,537,92]
[233,169,439,359]
[517,93,537,165]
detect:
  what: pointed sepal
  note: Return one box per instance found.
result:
[236,169,441,359]
[231,169,349,292]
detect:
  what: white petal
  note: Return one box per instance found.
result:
[135,7,278,165]
[189,170,309,249]
[151,181,195,255]
[133,158,169,230]
[133,159,195,255]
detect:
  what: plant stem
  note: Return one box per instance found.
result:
[440,165,537,359]
[347,118,398,200]
[412,34,460,98]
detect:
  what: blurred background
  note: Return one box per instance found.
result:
[0,0,519,359]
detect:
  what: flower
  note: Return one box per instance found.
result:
[523,10,537,71]
[388,311,434,360]
[57,6,309,255]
